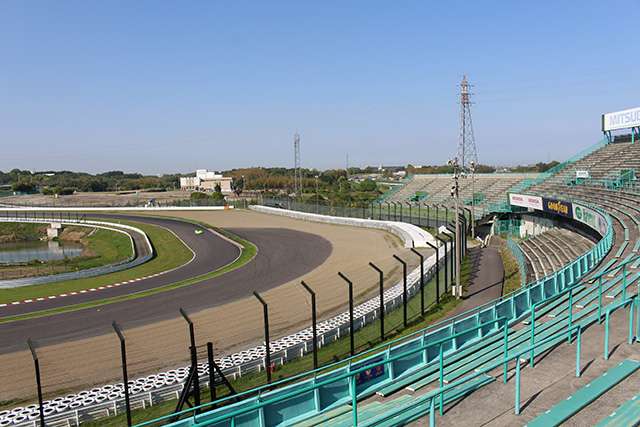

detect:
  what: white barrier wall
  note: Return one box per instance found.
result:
[249,205,437,248]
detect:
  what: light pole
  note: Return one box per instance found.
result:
[447,157,461,299]
[315,175,319,214]
[469,160,476,238]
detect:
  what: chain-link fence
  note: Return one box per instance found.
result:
[1,244,455,426]
[259,195,466,233]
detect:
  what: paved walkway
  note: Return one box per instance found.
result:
[406,236,640,426]
[452,237,505,316]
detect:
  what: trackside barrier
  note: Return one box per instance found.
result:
[0,238,452,427]
[249,205,436,248]
[150,227,611,426]
[5,202,612,426]
[0,217,154,288]
[134,202,612,427]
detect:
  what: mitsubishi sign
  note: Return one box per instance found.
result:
[602,107,640,131]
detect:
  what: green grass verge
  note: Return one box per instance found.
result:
[0,220,256,323]
[500,245,521,296]
[0,223,133,274]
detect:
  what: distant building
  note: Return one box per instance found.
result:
[378,165,405,172]
[180,169,234,193]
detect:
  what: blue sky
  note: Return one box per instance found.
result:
[2,1,640,175]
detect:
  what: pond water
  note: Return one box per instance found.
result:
[0,240,84,263]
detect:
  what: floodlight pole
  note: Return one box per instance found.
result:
[448,157,462,299]
[338,272,355,357]
[300,281,318,370]
[469,160,476,238]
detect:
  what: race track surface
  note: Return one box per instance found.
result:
[0,214,332,354]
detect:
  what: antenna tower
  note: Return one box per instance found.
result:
[294,132,302,197]
[456,75,477,170]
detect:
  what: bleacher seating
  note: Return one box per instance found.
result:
[143,140,640,427]
[377,173,535,217]
[517,227,596,283]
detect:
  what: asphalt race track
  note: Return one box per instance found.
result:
[0,213,332,354]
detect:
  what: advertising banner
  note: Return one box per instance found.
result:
[509,193,543,210]
[576,170,590,179]
[603,107,640,131]
[354,358,385,386]
[573,204,608,236]
[542,198,573,218]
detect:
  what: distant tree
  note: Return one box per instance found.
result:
[12,182,36,192]
[214,183,222,193]
[190,192,209,200]
[475,164,496,173]
[359,178,377,192]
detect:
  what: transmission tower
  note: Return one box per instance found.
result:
[456,75,477,171]
[294,132,302,197]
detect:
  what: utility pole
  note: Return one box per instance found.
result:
[448,157,461,299]
[294,133,302,197]
[457,75,477,171]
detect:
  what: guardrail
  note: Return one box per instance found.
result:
[0,217,153,288]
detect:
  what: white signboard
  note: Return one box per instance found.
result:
[576,170,590,179]
[603,107,640,131]
[509,193,543,210]
[573,204,608,237]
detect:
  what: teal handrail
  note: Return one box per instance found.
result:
[604,297,635,360]
[183,317,509,427]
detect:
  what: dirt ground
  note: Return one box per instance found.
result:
[1,209,433,403]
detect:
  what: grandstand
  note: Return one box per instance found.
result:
[5,117,640,425]
[130,131,640,426]
[376,172,537,217]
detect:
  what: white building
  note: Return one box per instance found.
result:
[180,169,234,193]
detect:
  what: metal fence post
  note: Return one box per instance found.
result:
[410,248,425,315]
[111,323,132,427]
[27,338,46,427]
[180,308,201,410]
[253,291,272,383]
[338,272,355,357]
[393,255,408,327]
[301,281,318,370]
[368,262,385,342]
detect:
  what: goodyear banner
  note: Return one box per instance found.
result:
[542,198,573,218]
